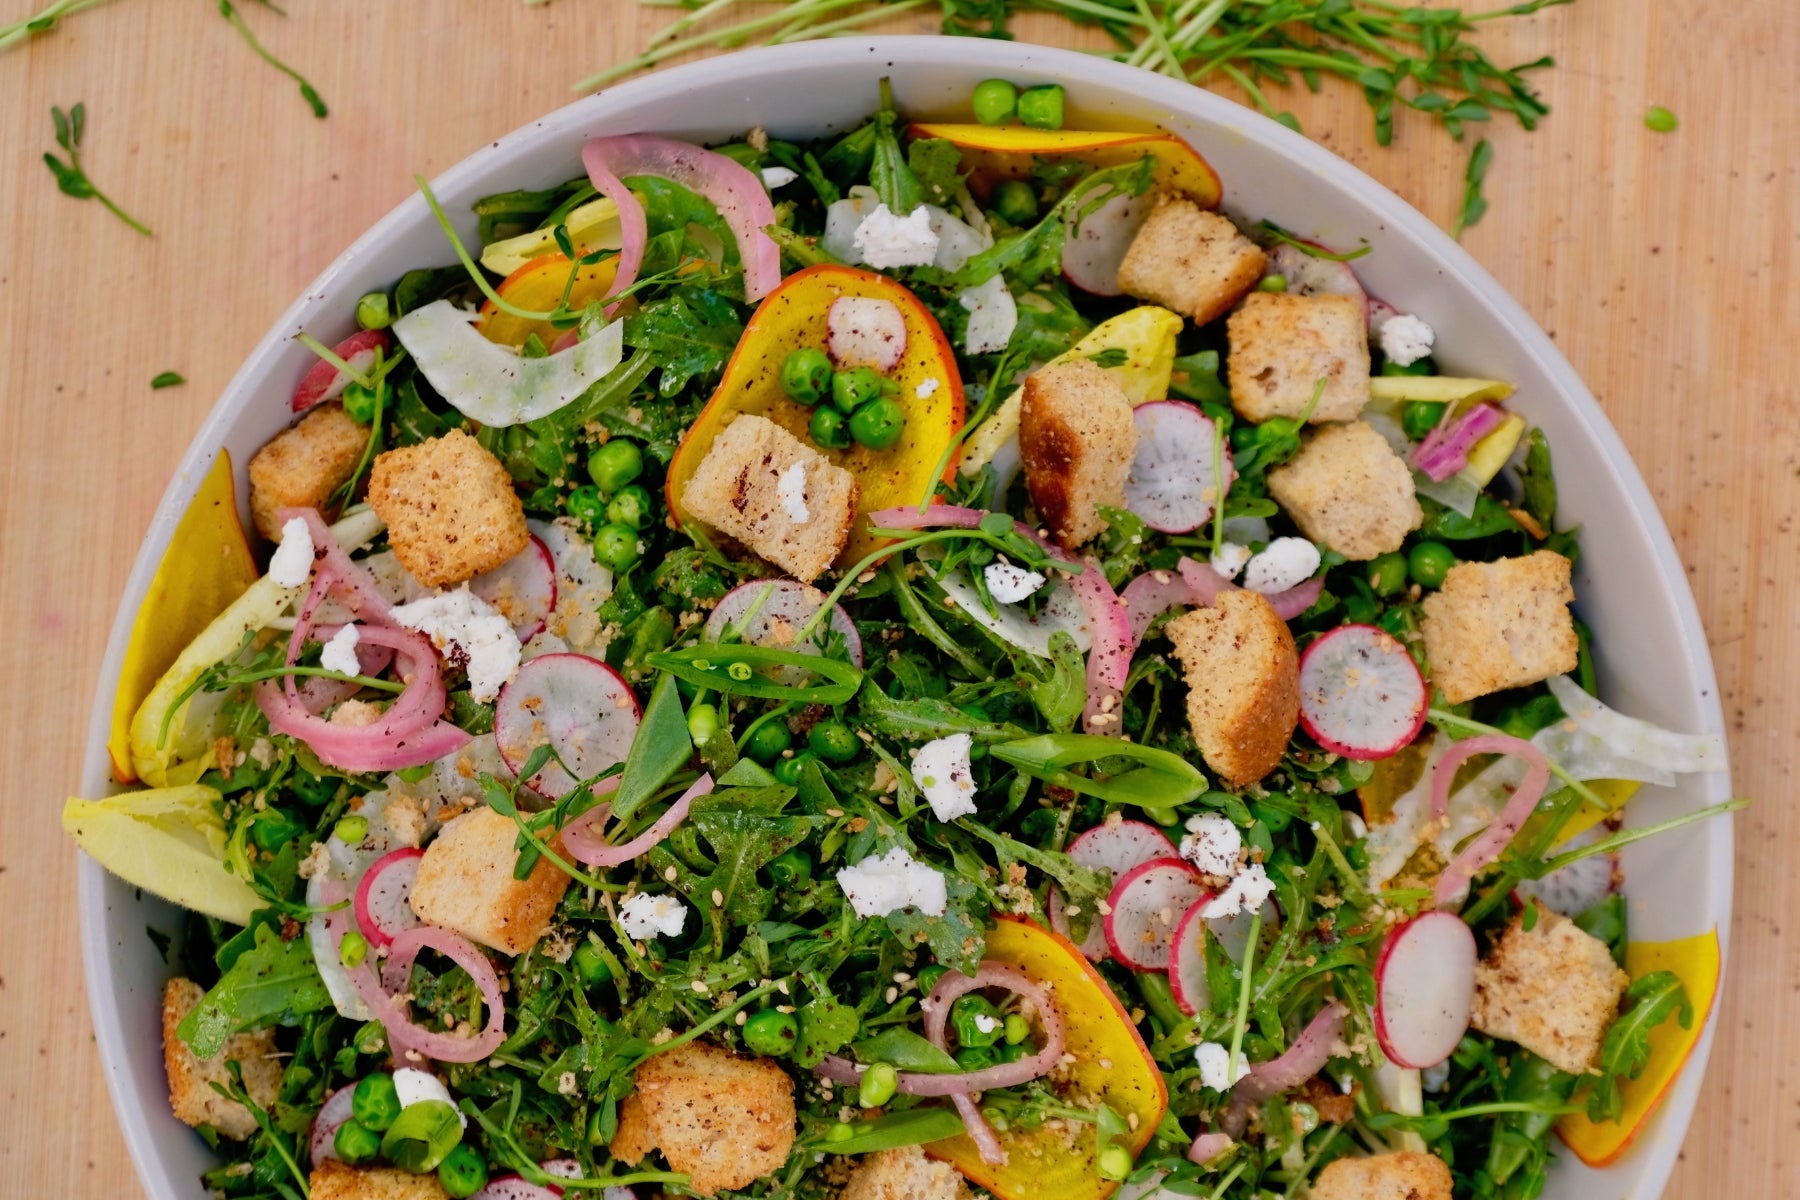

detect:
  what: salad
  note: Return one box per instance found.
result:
[65,79,1734,1200]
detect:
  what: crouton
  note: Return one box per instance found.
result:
[1226,292,1370,424]
[1420,551,1578,704]
[1019,358,1137,549]
[608,1039,797,1196]
[408,806,571,955]
[1266,421,1422,560]
[1116,195,1267,327]
[367,429,529,588]
[1167,589,1300,786]
[162,977,283,1141]
[310,1160,449,1200]
[1471,905,1628,1074]
[683,415,860,583]
[248,404,369,541]
[842,1145,968,1200]
[1309,1151,1454,1200]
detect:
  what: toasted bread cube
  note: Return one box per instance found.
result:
[1421,551,1578,704]
[1226,292,1370,424]
[367,429,529,588]
[408,807,571,955]
[310,1160,449,1200]
[1471,906,1628,1074]
[1167,589,1300,786]
[248,404,369,541]
[1116,195,1267,327]
[1310,1151,1454,1200]
[1266,420,1422,560]
[609,1040,797,1196]
[683,415,860,583]
[162,977,283,1141]
[842,1145,969,1200]
[1019,358,1137,549]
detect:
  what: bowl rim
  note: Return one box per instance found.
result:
[77,34,1731,1199]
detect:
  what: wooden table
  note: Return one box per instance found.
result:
[1,0,1793,1194]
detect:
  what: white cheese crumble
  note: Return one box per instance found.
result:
[1180,814,1242,877]
[319,624,362,676]
[853,203,940,268]
[1194,1042,1251,1091]
[1201,862,1276,919]
[1242,537,1321,595]
[390,587,522,703]
[958,274,1017,356]
[1379,312,1435,368]
[393,1067,468,1129]
[619,893,687,940]
[972,1013,1000,1035]
[777,462,810,523]
[836,846,948,917]
[915,377,940,399]
[1210,541,1252,581]
[269,516,315,587]
[911,733,978,822]
[761,166,798,189]
[983,562,1045,604]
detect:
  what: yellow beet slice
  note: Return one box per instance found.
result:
[63,786,261,924]
[476,254,619,351]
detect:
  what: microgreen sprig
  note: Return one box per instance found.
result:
[218,0,328,118]
[42,102,151,237]
[0,0,109,53]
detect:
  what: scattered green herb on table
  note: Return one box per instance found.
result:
[41,101,151,236]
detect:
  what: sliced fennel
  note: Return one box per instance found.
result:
[62,786,261,924]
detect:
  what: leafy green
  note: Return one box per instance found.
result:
[688,789,818,925]
[810,1107,967,1155]
[42,102,150,235]
[176,922,332,1059]
[609,673,694,823]
[624,287,743,397]
[1517,427,1557,530]
[1420,493,1521,540]
[852,1028,960,1072]
[150,371,185,389]
[1585,970,1692,1122]
[794,995,862,1068]
[647,644,863,704]
[907,137,966,208]
[886,871,986,975]
[991,733,1208,809]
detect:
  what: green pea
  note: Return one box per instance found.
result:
[780,347,834,406]
[916,965,948,994]
[339,931,369,969]
[566,484,607,528]
[827,1121,856,1142]
[341,381,378,425]
[572,940,612,987]
[830,366,886,414]
[351,1072,402,1132]
[293,771,338,806]
[687,702,721,747]
[1408,540,1457,589]
[587,439,645,493]
[809,405,851,450]
[1292,1101,1321,1134]
[1400,401,1447,440]
[1644,105,1678,133]
[772,751,815,786]
[593,523,642,572]
[807,718,860,763]
[437,1145,489,1198]
[1016,84,1065,130]
[333,814,368,844]
[971,78,1018,126]
[991,179,1038,226]
[1097,1144,1133,1181]
[1003,1013,1031,1045]
[745,719,793,763]
[1368,551,1409,597]
[355,291,392,331]
[859,1061,899,1108]
[333,1118,381,1166]
[954,1044,998,1071]
[742,1008,799,1057]
[951,995,1004,1048]
[606,484,654,531]
[848,397,906,450]
[1257,273,1288,293]
[766,847,812,889]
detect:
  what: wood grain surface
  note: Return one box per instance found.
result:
[1,1,1794,1195]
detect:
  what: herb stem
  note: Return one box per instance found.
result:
[1224,910,1263,1083]
[217,0,328,118]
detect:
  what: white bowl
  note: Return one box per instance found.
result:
[78,36,1731,1200]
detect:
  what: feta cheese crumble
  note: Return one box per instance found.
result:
[972,1013,1000,1035]
[393,1067,468,1129]
[983,562,1045,604]
[761,166,798,189]
[915,377,940,399]
[911,733,978,822]
[319,624,362,677]
[268,516,315,587]
[619,893,687,940]
[1180,814,1243,877]
[853,203,940,269]
[1194,1042,1251,1091]
[777,462,810,523]
[1242,537,1321,595]
[1379,312,1435,368]
[958,274,1017,355]
[836,846,948,917]
[1201,862,1276,919]
[1210,541,1252,581]
[390,587,522,703]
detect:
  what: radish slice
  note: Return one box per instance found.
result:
[1062,191,1150,296]
[1104,858,1210,971]
[1515,827,1616,916]
[494,653,641,798]
[1051,820,1179,960]
[308,1084,356,1166]
[1265,242,1367,308]
[472,1176,564,1200]
[704,579,863,685]
[352,847,425,949]
[470,534,557,641]
[1047,887,1107,960]
[539,1158,584,1181]
[293,329,391,413]
[1169,896,1216,1015]
[392,301,625,428]
[1123,402,1233,534]
[1207,896,1279,964]
[528,518,614,657]
[1373,912,1478,1069]
[827,297,907,371]
[1298,624,1428,760]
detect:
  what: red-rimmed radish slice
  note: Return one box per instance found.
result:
[471,534,557,641]
[1514,827,1617,916]
[1367,296,1400,338]
[1169,895,1217,1015]
[1298,624,1427,760]
[704,579,863,685]
[292,329,391,413]
[1047,886,1108,960]
[472,1176,564,1200]
[352,847,425,949]
[539,1158,584,1181]
[1373,911,1477,1069]
[308,1084,356,1166]
[1061,191,1150,296]
[1104,857,1209,971]
[1050,819,1179,960]
[1123,402,1233,534]
[827,296,907,371]
[1207,896,1279,964]
[495,653,641,798]
[1265,242,1368,310]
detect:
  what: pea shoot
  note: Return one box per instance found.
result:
[42,103,151,237]
[217,0,328,119]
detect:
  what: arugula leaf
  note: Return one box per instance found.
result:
[1420,493,1521,540]
[1517,426,1557,530]
[176,922,332,1059]
[907,137,966,208]
[624,288,743,398]
[858,679,1029,744]
[869,86,922,216]
[1586,970,1692,1122]
[1018,630,1087,732]
[608,673,693,823]
[886,871,986,975]
[794,995,863,1068]
[688,790,818,925]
